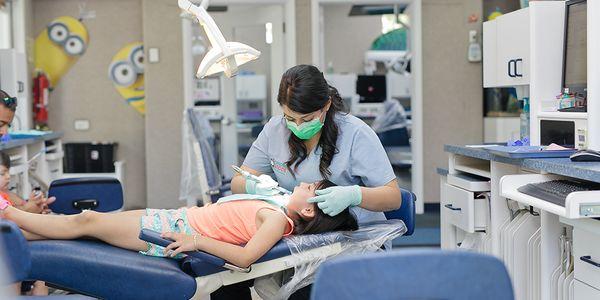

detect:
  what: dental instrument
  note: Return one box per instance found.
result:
[231,165,292,195]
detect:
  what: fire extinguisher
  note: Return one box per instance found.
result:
[33,72,49,129]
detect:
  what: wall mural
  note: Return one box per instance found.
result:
[108,42,145,115]
[33,16,89,129]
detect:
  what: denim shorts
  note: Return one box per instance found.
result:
[139,208,196,259]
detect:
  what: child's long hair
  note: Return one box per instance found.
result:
[294,180,358,235]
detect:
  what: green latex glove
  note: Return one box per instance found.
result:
[245,174,280,196]
[307,185,362,216]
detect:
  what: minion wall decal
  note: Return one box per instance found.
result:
[108,42,145,115]
[34,16,89,88]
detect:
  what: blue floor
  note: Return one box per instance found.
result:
[393,227,440,247]
[393,204,441,248]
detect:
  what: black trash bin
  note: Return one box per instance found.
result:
[64,142,117,173]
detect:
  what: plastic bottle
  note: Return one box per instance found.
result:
[520,98,530,145]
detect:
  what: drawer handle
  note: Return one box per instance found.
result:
[580,256,600,268]
[579,255,600,268]
[444,204,462,211]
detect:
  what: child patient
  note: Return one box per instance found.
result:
[0,180,357,268]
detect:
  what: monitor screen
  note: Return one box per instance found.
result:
[540,120,575,148]
[356,75,386,103]
[563,0,587,95]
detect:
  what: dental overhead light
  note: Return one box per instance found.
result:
[178,0,261,78]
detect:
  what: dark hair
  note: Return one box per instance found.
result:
[294,180,358,235]
[277,65,348,179]
[0,152,10,169]
[0,89,17,112]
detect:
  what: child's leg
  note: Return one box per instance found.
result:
[21,229,46,240]
[3,207,147,251]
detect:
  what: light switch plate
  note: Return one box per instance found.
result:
[74,119,90,131]
[149,48,160,63]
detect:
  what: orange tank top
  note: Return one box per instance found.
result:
[186,200,294,245]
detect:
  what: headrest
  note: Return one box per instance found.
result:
[384,189,416,236]
[49,177,123,214]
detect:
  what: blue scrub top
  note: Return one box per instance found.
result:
[243,113,396,224]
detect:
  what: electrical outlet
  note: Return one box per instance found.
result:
[74,119,90,131]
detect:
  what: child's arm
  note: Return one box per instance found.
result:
[9,191,44,214]
[163,210,288,268]
[7,191,27,208]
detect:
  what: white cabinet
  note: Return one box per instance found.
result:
[496,8,530,87]
[0,49,31,130]
[574,280,600,300]
[573,228,600,290]
[483,8,530,88]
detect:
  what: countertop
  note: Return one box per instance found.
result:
[444,145,600,183]
[0,132,63,150]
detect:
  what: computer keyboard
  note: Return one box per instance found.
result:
[517,180,600,207]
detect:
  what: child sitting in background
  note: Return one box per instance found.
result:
[0,152,54,214]
[0,151,55,296]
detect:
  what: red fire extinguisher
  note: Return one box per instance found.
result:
[32,72,49,129]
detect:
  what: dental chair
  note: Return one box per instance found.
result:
[0,221,92,299]
[2,105,415,299]
[311,249,514,300]
[181,107,232,206]
[4,179,415,299]
[48,177,124,214]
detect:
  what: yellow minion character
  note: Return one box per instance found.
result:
[34,16,89,88]
[108,42,145,115]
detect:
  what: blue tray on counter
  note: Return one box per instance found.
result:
[485,146,577,159]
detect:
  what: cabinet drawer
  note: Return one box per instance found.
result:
[574,228,600,289]
[574,279,600,299]
[442,183,487,233]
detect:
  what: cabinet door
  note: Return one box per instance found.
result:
[15,53,31,130]
[496,8,530,86]
[483,21,497,88]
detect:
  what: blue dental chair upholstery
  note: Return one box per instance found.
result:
[311,249,514,300]
[0,221,93,299]
[1,220,30,283]
[16,184,416,299]
[48,177,123,214]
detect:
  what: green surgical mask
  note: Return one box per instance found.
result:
[286,116,324,140]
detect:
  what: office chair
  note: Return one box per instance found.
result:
[311,249,514,300]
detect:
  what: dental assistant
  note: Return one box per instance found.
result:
[234,64,401,224]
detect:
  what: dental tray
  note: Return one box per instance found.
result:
[485,146,577,158]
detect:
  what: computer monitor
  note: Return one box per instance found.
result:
[562,0,587,96]
[356,75,386,103]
